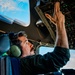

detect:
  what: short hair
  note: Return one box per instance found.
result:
[9,31,27,45]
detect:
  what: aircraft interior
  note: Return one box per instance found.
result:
[0,0,75,75]
[0,0,75,49]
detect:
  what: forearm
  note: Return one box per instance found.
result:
[55,23,69,48]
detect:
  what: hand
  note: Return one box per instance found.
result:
[45,2,65,26]
[45,13,57,25]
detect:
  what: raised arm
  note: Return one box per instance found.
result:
[45,2,69,48]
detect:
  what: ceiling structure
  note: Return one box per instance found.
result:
[0,0,75,49]
[34,0,75,49]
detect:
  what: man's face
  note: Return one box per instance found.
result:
[18,36,35,57]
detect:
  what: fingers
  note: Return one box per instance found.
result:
[45,2,61,26]
[54,2,60,14]
[53,2,60,22]
[45,13,51,19]
[45,13,56,25]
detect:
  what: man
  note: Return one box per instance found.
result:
[9,2,70,75]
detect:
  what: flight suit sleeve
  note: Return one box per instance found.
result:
[20,46,70,74]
